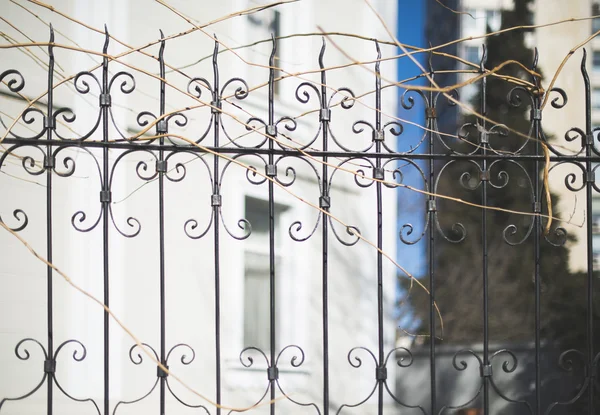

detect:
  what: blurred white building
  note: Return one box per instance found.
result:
[0,1,402,414]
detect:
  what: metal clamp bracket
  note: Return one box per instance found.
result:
[157,364,169,378]
[100,190,112,203]
[267,366,279,381]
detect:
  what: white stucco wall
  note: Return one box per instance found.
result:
[0,1,401,414]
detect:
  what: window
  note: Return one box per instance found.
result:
[461,9,501,37]
[243,196,286,352]
[594,88,600,109]
[485,9,501,32]
[593,51,600,72]
[593,214,600,234]
[461,9,477,33]
[594,251,600,271]
[593,2,600,33]
[464,45,480,66]
[594,18,600,34]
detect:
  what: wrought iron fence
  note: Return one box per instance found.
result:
[0,23,598,415]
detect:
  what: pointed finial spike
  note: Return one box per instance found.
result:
[428,45,434,74]
[479,44,487,71]
[319,37,326,70]
[532,47,539,71]
[103,25,110,54]
[269,33,277,65]
[212,35,219,65]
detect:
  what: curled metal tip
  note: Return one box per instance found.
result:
[158,29,165,60]
[212,35,219,69]
[48,24,55,57]
[318,37,326,70]
[375,40,381,72]
[428,49,434,74]
[479,44,487,71]
[581,48,589,80]
[103,25,110,55]
[269,33,277,65]
[532,47,539,71]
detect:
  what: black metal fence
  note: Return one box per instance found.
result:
[0,24,598,415]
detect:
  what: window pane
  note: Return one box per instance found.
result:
[485,10,501,32]
[593,2,600,33]
[243,252,282,351]
[461,9,477,33]
[243,195,286,352]
[246,196,270,245]
[593,214,600,233]
[593,51,600,71]
[594,88,600,109]
[244,252,271,351]
[464,46,480,66]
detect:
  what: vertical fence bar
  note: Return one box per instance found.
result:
[479,48,490,415]
[44,25,56,415]
[101,26,111,415]
[157,31,167,415]
[427,57,437,415]
[318,39,330,415]
[530,50,542,415]
[581,49,595,415]
[373,42,385,415]
[211,39,222,415]
[267,36,277,415]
